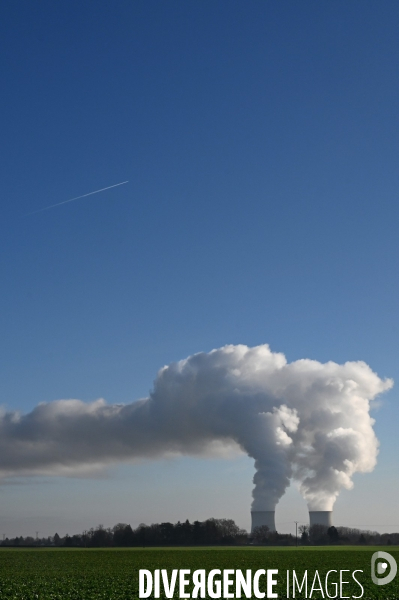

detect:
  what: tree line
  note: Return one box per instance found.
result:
[297,524,399,546]
[1,518,248,547]
[1,519,397,547]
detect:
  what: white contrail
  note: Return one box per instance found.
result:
[25,181,129,216]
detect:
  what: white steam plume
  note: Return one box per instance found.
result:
[0,345,392,511]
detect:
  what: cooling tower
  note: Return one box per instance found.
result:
[251,511,276,532]
[309,511,332,528]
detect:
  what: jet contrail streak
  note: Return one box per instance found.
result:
[25,181,129,216]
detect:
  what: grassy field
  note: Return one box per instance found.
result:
[0,546,397,599]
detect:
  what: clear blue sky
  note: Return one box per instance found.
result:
[0,0,398,536]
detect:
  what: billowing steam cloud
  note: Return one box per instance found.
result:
[0,345,392,511]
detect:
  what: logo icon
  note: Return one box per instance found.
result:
[371,551,397,586]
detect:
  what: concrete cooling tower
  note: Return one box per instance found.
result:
[251,511,276,533]
[309,511,332,528]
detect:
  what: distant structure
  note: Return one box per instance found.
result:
[251,510,276,532]
[309,511,332,528]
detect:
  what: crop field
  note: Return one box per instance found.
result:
[0,547,397,600]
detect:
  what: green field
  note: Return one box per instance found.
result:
[0,547,397,600]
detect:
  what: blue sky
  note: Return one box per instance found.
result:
[0,0,398,537]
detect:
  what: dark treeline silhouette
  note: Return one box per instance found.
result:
[298,524,399,546]
[1,519,248,547]
[1,520,397,547]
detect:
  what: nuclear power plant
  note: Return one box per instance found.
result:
[309,510,332,527]
[251,509,333,532]
[251,511,276,532]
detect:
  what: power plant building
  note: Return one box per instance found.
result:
[309,511,332,528]
[251,510,276,533]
